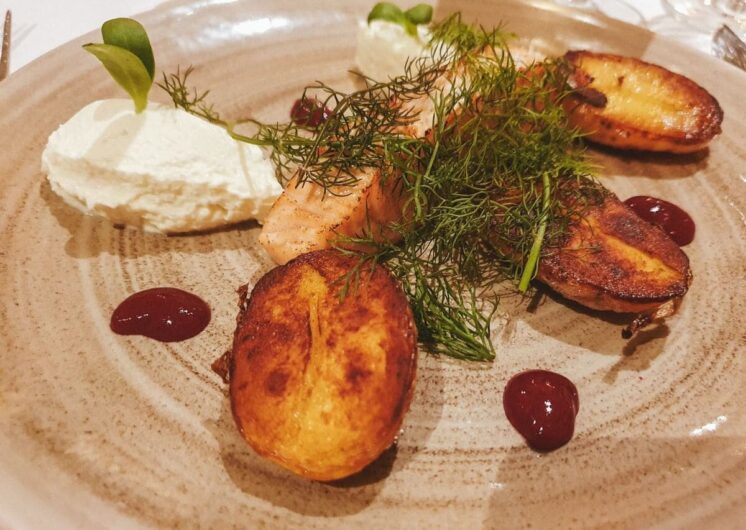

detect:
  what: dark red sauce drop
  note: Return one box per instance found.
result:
[110,287,210,342]
[503,370,580,451]
[290,97,331,128]
[623,195,695,246]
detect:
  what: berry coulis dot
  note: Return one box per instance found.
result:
[290,97,331,128]
[503,370,580,451]
[624,195,695,246]
[110,287,210,342]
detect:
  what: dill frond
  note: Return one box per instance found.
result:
[159,15,604,362]
[158,66,223,125]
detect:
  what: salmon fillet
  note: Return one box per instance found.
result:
[259,47,541,264]
[259,70,448,265]
[259,168,409,265]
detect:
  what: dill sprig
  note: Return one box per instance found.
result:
[159,14,603,362]
[158,66,224,125]
[335,16,602,360]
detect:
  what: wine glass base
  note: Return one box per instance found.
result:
[664,0,746,39]
[648,15,716,55]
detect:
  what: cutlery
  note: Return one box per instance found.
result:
[0,9,11,81]
[0,11,10,81]
[713,24,746,70]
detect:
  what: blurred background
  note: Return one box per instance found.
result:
[2,0,745,74]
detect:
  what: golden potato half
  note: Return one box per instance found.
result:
[229,250,417,481]
[538,194,692,315]
[563,50,723,153]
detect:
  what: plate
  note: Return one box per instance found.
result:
[1,1,745,528]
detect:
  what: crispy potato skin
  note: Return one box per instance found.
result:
[538,194,692,314]
[564,51,723,153]
[229,250,417,481]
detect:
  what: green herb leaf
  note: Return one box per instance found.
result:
[83,43,153,113]
[83,18,156,113]
[367,2,418,36]
[404,4,433,25]
[101,18,155,80]
[367,2,404,24]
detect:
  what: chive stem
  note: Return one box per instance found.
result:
[415,140,440,221]
[518,171,551,292]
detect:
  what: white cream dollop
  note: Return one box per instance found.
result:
[355,19,430,82]
[41,99,282,233]
[355,20,548,83]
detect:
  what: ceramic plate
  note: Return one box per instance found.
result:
[1,0,745,528]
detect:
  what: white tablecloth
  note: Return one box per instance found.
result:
[2,0,680,76]
[4,0,165,74]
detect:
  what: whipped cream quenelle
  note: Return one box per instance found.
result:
[355,20,430,81]
[355,20,547,82]
[42,99,282,233]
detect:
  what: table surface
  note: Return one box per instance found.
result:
[2,0,678,77]
[3,0,165,74]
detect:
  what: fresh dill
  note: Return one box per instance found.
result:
[158,66,221,125]
[159,14,603,362]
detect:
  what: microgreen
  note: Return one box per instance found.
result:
[367,2,433,37]
[83,18,155,113]
[405,4,434,25]
[101,18,155,79]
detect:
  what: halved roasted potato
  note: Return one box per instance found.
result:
[563,50,723,153]
[538,193,692,319]
[228,249,417,481]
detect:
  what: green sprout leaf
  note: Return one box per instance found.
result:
[404,4,433,25]
[102,18,155,80]
[83,43,152,113]
[367,2,423,37]
[367,2,405,24]
[83,18,155,113]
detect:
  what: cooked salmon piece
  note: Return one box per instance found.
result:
[259,167,409,265]
[259,72,451,265]
[259,48,539,264]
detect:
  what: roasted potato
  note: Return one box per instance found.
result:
[229,249,417,481]
[563,51,723,153]
[538,193,692,316]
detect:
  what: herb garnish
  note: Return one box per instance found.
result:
[368,2,434,37]
[84,18,155,113]
[161,15,603,361]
